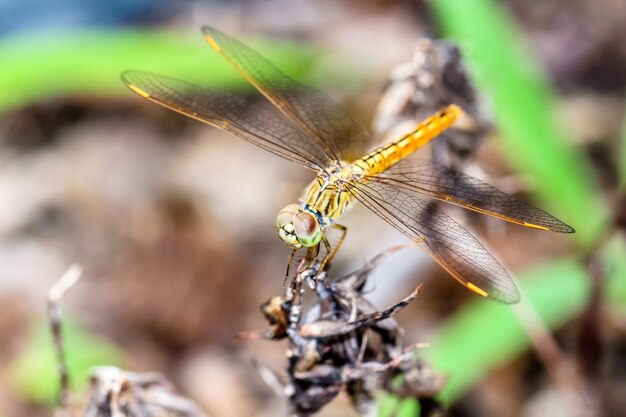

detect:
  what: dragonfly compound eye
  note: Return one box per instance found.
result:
[276,203,301,228]
[293,212,322,247]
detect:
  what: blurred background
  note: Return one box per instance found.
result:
[1,0,625,416]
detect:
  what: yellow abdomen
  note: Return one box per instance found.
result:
[351,104,464,176]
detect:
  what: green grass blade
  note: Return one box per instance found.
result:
[396,398,421,417]
[423,260,587,403]
[0,29,320,114]
[422,241,626,404]
[429,0,610,248]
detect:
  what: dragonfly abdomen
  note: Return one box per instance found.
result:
[352,104,463,176]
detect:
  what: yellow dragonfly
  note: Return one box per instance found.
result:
[122,27,574,303]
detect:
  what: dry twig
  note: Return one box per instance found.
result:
[47,265,209,417]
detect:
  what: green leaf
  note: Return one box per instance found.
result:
[9,318,124,404]
[396,398,421,417]
[377,395,401,417]
[428,0,610,249]
[422,260,587,403]
[0,29,320,114]
[422,245,626,405]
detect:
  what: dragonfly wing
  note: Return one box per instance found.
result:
[121,71,328,170]
[202,26,372,164]
[349,180,520,303]
[368,157,574,233]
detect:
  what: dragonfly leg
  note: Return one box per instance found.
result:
[284,246,321,288]
[293,246,322,288]
[318,223,348,273]
[298,246,320,273]
[283,249,298,286]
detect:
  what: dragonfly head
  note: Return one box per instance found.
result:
[276,203,323,249]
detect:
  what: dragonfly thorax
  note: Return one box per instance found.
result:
[302,168,357,222]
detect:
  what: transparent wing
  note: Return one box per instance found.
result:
[367,157,574,233]
[121,71,329,170]
[349,180,520,303]
[202,26,372,164]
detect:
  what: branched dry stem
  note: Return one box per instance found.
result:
[239,245,443,416]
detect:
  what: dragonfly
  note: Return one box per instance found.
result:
[121,27,574,304]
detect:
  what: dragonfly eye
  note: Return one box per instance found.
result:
[293,212,322,247]
[276,203,300,228]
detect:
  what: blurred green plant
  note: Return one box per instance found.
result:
[377,395,421,417]
[378,234,626,410]
[0,29,321,114]
[430,0,610,249]
[9,318,123,405]
[380,0,625,412]
[424,245,626,403]
[377,395,400,417]
[397,0,624,410]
